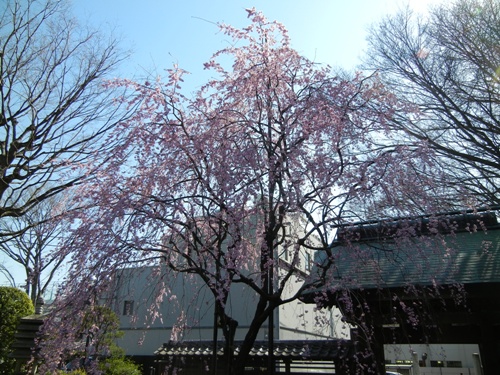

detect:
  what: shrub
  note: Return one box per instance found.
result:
[99,357,141,375]
[0,287,34,375]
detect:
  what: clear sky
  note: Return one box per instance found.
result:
[73,0,444,91]
[1,0,444,287]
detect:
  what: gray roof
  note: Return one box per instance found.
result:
[311,226,500,290]
[154,340,351,360]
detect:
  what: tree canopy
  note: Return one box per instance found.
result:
[46,9,444,374]
[365,0,500,207]
[0,195,67,304]
[0,0,132,307]
[0,0,129,237]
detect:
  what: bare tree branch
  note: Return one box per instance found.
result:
[365,0,500,206]
[0,0,131,238]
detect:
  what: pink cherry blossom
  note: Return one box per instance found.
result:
[40,9,448,375]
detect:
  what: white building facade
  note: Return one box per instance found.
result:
[107,264,345,358]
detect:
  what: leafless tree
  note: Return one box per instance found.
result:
[0,192,67,304]
[0,0,130,239]
[365,0,500,207]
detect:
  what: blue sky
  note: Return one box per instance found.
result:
[1,0,444,287]
[73,0,444,91]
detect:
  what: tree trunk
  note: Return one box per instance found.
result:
[232,296,271,374]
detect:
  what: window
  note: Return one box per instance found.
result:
[430,360,444,367]
[283,249,289,262]
[395,360,413,365]
[305,252,311,271]
[446,361,462,368]
[282,223,291,262]
[123,300,134,316]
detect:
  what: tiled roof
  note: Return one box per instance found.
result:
[155,340,351,360]
[309,226,500,290]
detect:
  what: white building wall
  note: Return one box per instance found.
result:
[110,266,270,356]
[276,266,347,341]
[107,215,347,356]
[276,217,348,341]
[385,343,481,375]
[109,265,345,356]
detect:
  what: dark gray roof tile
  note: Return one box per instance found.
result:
[154,340,351,360]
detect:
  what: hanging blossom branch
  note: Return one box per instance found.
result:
[42,8,446,374]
